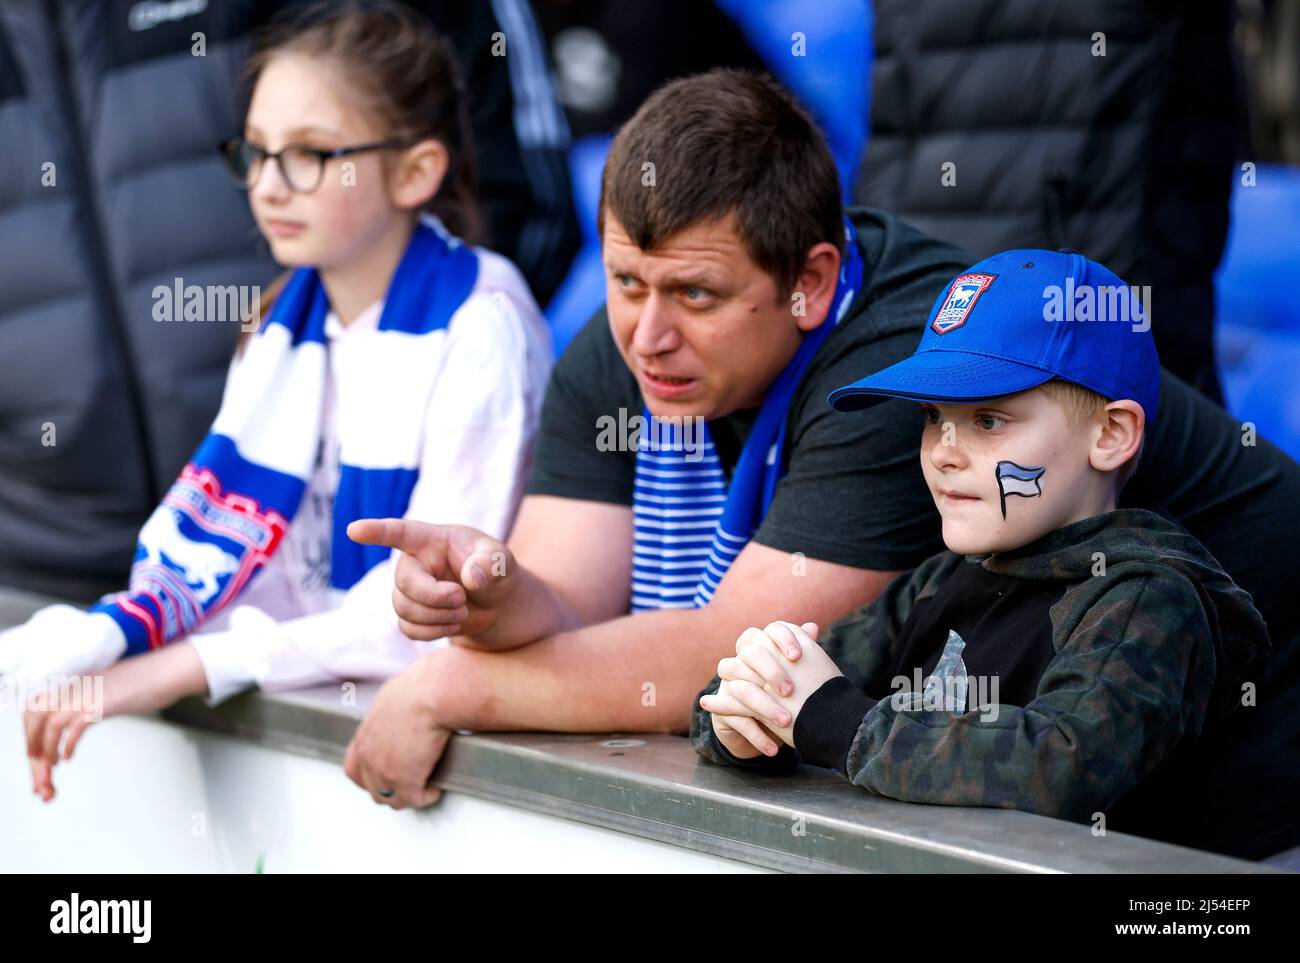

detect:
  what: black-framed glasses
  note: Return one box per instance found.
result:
[218,137,411,194]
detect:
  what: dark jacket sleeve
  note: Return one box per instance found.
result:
[802,570,1216,821]
[689,554,950,770]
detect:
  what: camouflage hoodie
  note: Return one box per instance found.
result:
[691,509,1271,851]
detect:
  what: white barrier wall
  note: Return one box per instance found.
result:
[0,711,763,873]
[1,685,1268,874]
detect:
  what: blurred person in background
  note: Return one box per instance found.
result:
[0,0,575,617]
[856,0,1241,405]
[534,0,767,138]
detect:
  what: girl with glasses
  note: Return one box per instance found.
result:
[13,0,553,801]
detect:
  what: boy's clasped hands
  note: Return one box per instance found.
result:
[699,621,842,760]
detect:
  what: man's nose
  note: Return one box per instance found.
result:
[631,293,681,357]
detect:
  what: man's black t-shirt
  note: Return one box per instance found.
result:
[527,207,969,571]
[526,206,1300,653]
[1117,371,1300,652]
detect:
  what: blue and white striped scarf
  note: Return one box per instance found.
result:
[93,219,479,655]
[631,220,864,611]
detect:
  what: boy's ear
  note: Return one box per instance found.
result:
[390,138,449,211]
[790,242,842,332]
[1091,399,1144,474]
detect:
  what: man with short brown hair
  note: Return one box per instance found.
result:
[344,71,1300,860]
[344,69,969,805]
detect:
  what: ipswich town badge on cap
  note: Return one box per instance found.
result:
[931,273,997,335]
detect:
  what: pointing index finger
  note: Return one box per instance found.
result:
[347,518,436,557]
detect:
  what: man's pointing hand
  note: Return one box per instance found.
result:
[347,519,515,641]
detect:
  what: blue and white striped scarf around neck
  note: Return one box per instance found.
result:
[93,218,479,655]
[631,219,864,611]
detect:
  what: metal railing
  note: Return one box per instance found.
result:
[160,685,1272,874]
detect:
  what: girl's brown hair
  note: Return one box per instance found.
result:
[245,0,481,240]
[240,0,482,349]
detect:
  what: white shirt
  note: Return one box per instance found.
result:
[190,251,552,703]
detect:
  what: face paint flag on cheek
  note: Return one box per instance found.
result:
[995,461,1046,519]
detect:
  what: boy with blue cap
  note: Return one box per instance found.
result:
[690,250,1270,855]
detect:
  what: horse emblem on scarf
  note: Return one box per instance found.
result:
[137,506,241,604]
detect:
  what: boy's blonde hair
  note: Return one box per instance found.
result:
[1037,379,1143,488]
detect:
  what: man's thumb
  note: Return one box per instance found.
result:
[460,544,506,592]
[800,621,820,642]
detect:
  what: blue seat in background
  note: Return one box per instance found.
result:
[715,0,872,199]
[1214,163,1300,462]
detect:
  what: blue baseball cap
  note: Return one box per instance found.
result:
[828,250,1161,422]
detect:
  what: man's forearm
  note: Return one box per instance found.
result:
[462,496,634,651]
[462,564,590,651]
[430,607,735,734]
[432,542,897,734]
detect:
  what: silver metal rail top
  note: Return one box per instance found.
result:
[159,684,1273,874]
